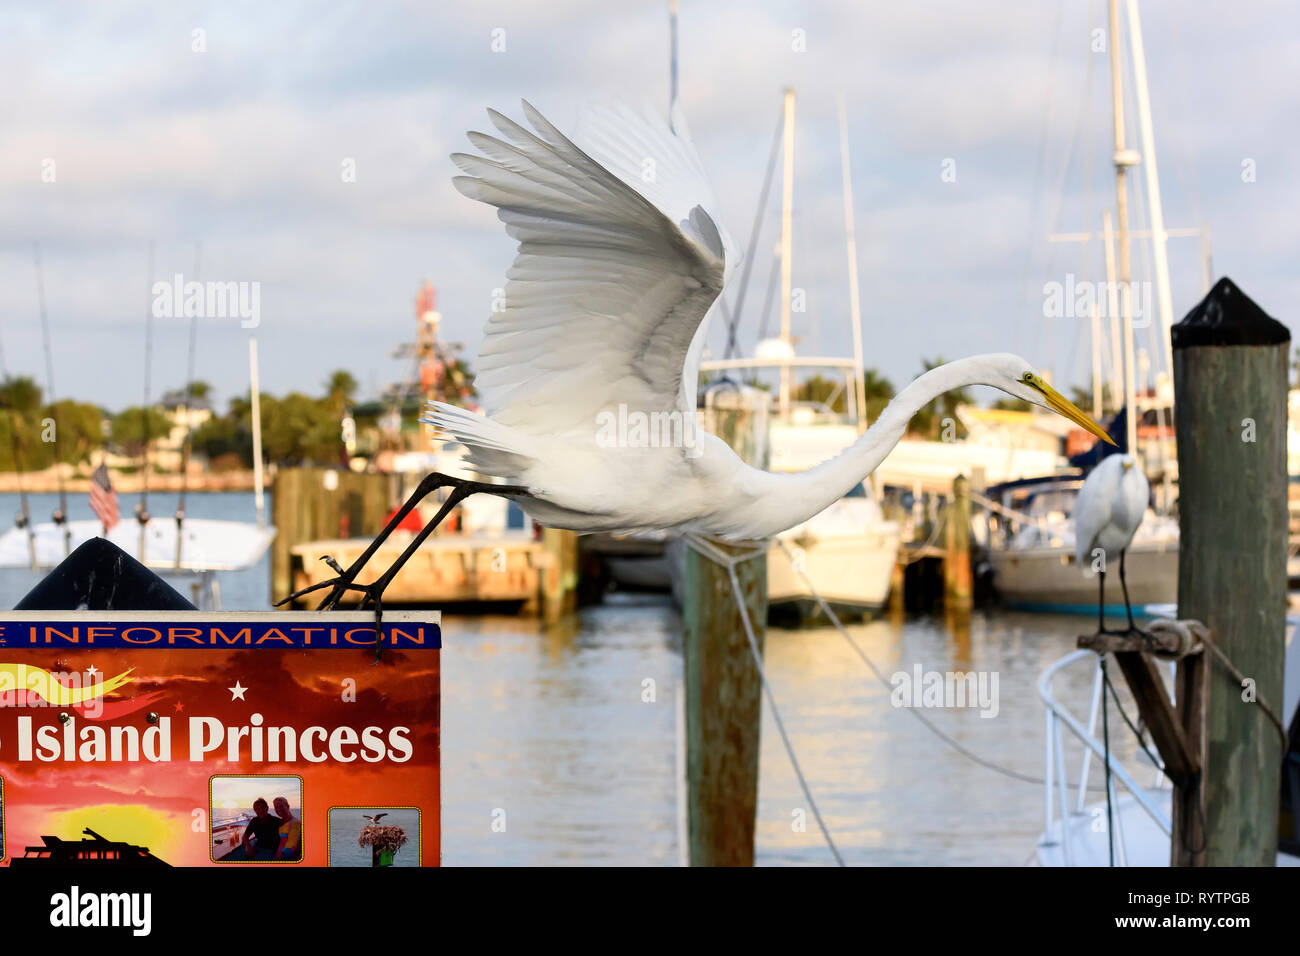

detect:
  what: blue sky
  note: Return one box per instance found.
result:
[1,0,1296,411]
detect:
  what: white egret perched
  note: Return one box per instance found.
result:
[1072,453,1151,633]
[281,100,1114,621]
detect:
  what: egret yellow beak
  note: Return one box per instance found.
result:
[1032,381,1117,446]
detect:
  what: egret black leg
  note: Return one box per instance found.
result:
[274,471,458,611]
[276,474,531,663]
[1120,548,1135,631]
[1098,569,1106,634]
[1118,548,1156,649]
[356,479,530,655]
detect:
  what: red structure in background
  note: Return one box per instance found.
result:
[416,280,446,402]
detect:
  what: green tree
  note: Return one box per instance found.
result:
[43,400,105,465]
[863,369,895,423]
[793,374,847,413]
[185,380,213,402]
[0,377,45,471]
[324,370,358,416]
[992,397,1032,412]
[111,406,172,456]
[910,357,971,440]
[259,393,342,465]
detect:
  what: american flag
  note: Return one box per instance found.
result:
[89,463,119,533]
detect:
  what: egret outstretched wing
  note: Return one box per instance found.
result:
[450,100,736,437]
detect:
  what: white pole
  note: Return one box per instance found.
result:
[778,88,796,418]
[1125,0,1175,380]
[249,337,266,529]
[1108,0,1139,460]
[1102,212,1125,422]
[836,96,869,433]
[1090,300,1103,420]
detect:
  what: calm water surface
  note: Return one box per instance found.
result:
[0,491,1142,865]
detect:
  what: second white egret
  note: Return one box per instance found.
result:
[1073,453,1151,633]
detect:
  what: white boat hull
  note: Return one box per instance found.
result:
[767,524,900,610]
[989,539,1177,614]
[0,518,275,572]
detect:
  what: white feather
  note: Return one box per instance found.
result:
[1072,454,1150,570]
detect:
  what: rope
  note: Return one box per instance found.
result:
[723,103,785,360]
[1199,631,1289,754]
[1100,656,1115,866]
[687,533,845,867]
[1098,655,1206,858]
[896,498,949,565]
[772,538,1115,792]
[1145,618,1288,753]
[754,251,781,345]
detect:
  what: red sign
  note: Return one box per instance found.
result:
[0,611,440,867]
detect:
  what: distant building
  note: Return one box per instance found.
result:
[149,392,213,470]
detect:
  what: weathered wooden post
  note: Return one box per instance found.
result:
[1172,277,1289,865]
[271,466,391,606]
[682,382,769,866]
[944,474,972,610]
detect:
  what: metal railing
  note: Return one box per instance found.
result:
[1037,649,1172,865]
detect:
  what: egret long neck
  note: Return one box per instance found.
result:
[743,359,988,537]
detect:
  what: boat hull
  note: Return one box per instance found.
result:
[989,540,1178,614]
[767,525,900,611]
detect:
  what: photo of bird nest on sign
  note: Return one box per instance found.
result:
[329,807,420,867]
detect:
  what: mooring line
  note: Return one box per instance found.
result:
[771,538,1119,791]
[687,533,846,867]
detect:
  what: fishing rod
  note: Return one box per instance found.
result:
[137,241,154,562]
[33,240,71,557]
[0,270,37,569]
[175,241,201,570]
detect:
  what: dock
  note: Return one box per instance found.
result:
[286,533,575,618]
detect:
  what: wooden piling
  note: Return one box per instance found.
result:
[682,540,766,866]
[539,527,578,621]
[682,383,769,866]
[1172,277,1290,865]
[944,474,972,610]
[270,467,392,605]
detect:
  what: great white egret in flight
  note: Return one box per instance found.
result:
[1072,453,1150,633]
[280,100,1113,622]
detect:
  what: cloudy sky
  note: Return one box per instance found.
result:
[1,0,1296,412]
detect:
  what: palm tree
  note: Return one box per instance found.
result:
[912,356,971,439]
[325,370,358,416]
[862,369,895,424]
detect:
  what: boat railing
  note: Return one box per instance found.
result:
[1037,648,1172,865]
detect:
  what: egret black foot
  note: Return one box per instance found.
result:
[273,555,371,610]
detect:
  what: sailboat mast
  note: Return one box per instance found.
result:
[778,87,796,418]
[1102,211,1125,414]
[1108,0,1139,457]
[1124,0,1174,379]
[836,95,868,432]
